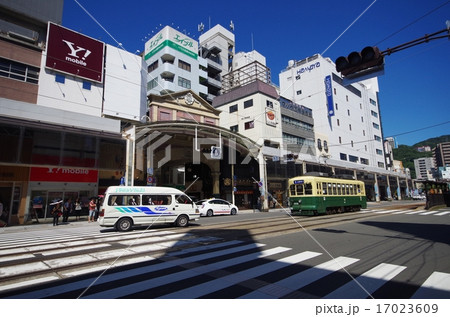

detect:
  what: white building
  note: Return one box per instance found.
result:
[279,54,386,173]
[144,26,208,98]
[199,24,235,103]
[414,157,436,180]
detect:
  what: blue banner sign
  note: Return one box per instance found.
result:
[324,75,335,117]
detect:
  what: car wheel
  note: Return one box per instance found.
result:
[230,208,237,215]
[116,217,132,232]
[175,214,189,227]
[206,209,213,217]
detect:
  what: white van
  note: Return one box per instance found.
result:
[98,186,200,231]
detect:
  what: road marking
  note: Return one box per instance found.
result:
[83,246,289,299]
[412,272,450,299]
[4,242,266,299]
[418,210,441,216]
[160,251,322,299]
[324,263,406,299]
[240,256,359,299]
[435,211,450,216]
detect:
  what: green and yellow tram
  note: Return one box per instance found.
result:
[288,176,367,215]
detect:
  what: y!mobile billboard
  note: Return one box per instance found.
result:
[45,22,105,83]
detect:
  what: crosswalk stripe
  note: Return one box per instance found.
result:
[411,272,450,299]
[240,256,359,299]
[83,246,290,298]
[435,211,450,216]
[418,210,441,216]
[4,242,266,299]
[159,251,322,299]
[324,263,406,299]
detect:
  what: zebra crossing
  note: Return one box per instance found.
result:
[361,208,450,217]
[1,224,449,299]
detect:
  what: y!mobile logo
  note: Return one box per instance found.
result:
[62,40,91,66]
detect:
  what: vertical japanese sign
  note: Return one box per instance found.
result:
[324,75,335,117]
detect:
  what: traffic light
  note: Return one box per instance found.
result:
[335,46,384,77]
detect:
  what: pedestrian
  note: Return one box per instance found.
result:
[51,202,62,226]
[74,198,82,221]
[88,198,96,223]
[63,198,72,222]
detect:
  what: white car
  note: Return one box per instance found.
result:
[197,199,238,217]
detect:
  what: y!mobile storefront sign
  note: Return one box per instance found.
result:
[45,22,105,83]
[30,167,98,183]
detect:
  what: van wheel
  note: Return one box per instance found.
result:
[206,209,213,217]
[175,215,189,227]
[116,218,132,232]
[230,208,237,215]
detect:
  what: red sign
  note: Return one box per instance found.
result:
[30,167,98,183]
[46,22,105,83]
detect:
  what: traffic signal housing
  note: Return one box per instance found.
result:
[335,46,384,77]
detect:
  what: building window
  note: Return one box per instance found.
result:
[148,78,158,90]
[371,110,378,118]
[363,130,366,136]
[55,74,65,84]
[244,99,253,108]
[178,59,191,72]
[333,88,336,95]
[361,116,364,122]
[378,162,385,168]
[148,60,158,72]
[370,98,377,106]
[347,109,350,116]
[229,104,238,113]
[351,140,354,147]
[340,153,347,160]
[178,76,191,89]
[349,124,352,131]
[317,139,322,151]
[374,135,381,142]
[360,158,369,165]
[296,90,302,95]
[244,120,254,130]
[335,103,338,110]
[82,81,91,90]
[376,149,383,155]
[346,95,349,102]
[349,155,358,163]
[373,122,380,130]
[324,140,328,152]
[339,136,342,144]
[230,125,238,132]
[0,57,39,84]
[266,100,274,108]
[337,119,340,126]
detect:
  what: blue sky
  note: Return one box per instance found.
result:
[62,0,450,146]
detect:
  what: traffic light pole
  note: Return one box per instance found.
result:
[381,27,450,56]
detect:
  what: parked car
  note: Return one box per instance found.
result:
[196,198,238,217]
[412,193,426,200]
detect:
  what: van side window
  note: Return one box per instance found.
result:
[108,195,140,206]
[176,194,192,204]
[143,195,172,205]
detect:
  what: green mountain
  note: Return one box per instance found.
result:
[392,134,450,179]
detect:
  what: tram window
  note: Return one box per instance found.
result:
[290,185,296,196]
[332,184,337,195]
[322,182,327,195]
[337,184,341,195]
[305,183,313,195]
[357,184,361,194]
[296,184,304,195]
[345,185,350,195]
[350,185,354,195]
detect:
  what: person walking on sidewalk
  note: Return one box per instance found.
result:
[51,202,62,226]
[88,198,96,223]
